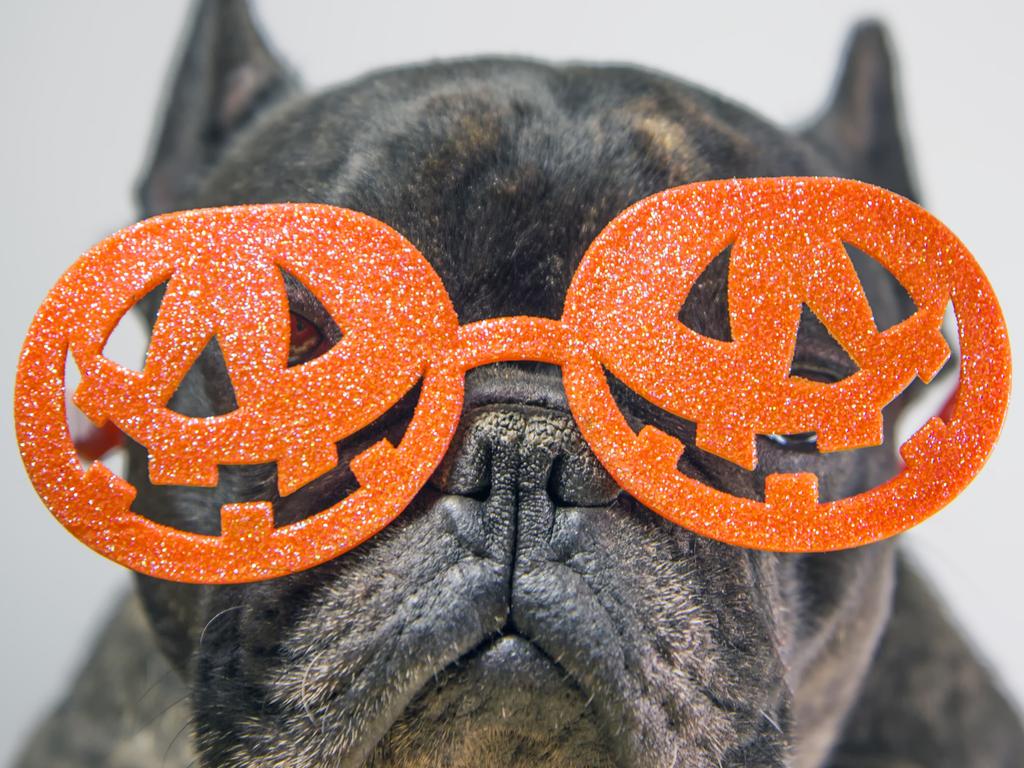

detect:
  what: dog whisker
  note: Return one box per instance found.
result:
[198,605,243,650]
[163,714,197,768]
[132,689,192,739]
[760,708,783,734]
[300,647,330,733]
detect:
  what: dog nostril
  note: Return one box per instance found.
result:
[546,456,567,506]
[546,449,621,508]
[465,481,492,503]
[430,431,493,500]
[432,401,621,508]
[431,466,492,501]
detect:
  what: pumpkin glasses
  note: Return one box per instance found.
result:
[14,177,1011,583]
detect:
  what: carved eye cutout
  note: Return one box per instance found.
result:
[281,266,338,367]
[287,312,330,366]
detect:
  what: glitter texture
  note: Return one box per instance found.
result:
[14,179,1011,583]
[562,177,1009,553]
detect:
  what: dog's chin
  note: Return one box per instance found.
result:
[368,634,615,768]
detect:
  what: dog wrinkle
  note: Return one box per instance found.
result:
[225,536,511,765]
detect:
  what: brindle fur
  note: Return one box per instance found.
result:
[15,2,1024,766]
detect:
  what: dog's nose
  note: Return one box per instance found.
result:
[431,365,621,511]
[433,404,621,507]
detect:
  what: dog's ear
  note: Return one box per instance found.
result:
[801,21,917,201]
[137,0,298,216]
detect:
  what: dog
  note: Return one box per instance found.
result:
[15,1,1024,766]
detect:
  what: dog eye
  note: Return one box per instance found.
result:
[766,431,818,450]
[287,311,330,366]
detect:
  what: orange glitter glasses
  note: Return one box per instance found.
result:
[14,177,1011,584]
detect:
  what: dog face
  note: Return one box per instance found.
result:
[127,4,924,766]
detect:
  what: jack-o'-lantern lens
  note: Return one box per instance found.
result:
[561,177,1009,552]
[15,204,464,582]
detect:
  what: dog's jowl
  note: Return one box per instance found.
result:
[15,2,1024,767]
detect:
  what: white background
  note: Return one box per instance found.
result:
[1,1,1021,762]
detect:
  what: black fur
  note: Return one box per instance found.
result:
[15,2,1024,766]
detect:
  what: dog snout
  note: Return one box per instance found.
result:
[432,369,621,511]
[426,363,623,591]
